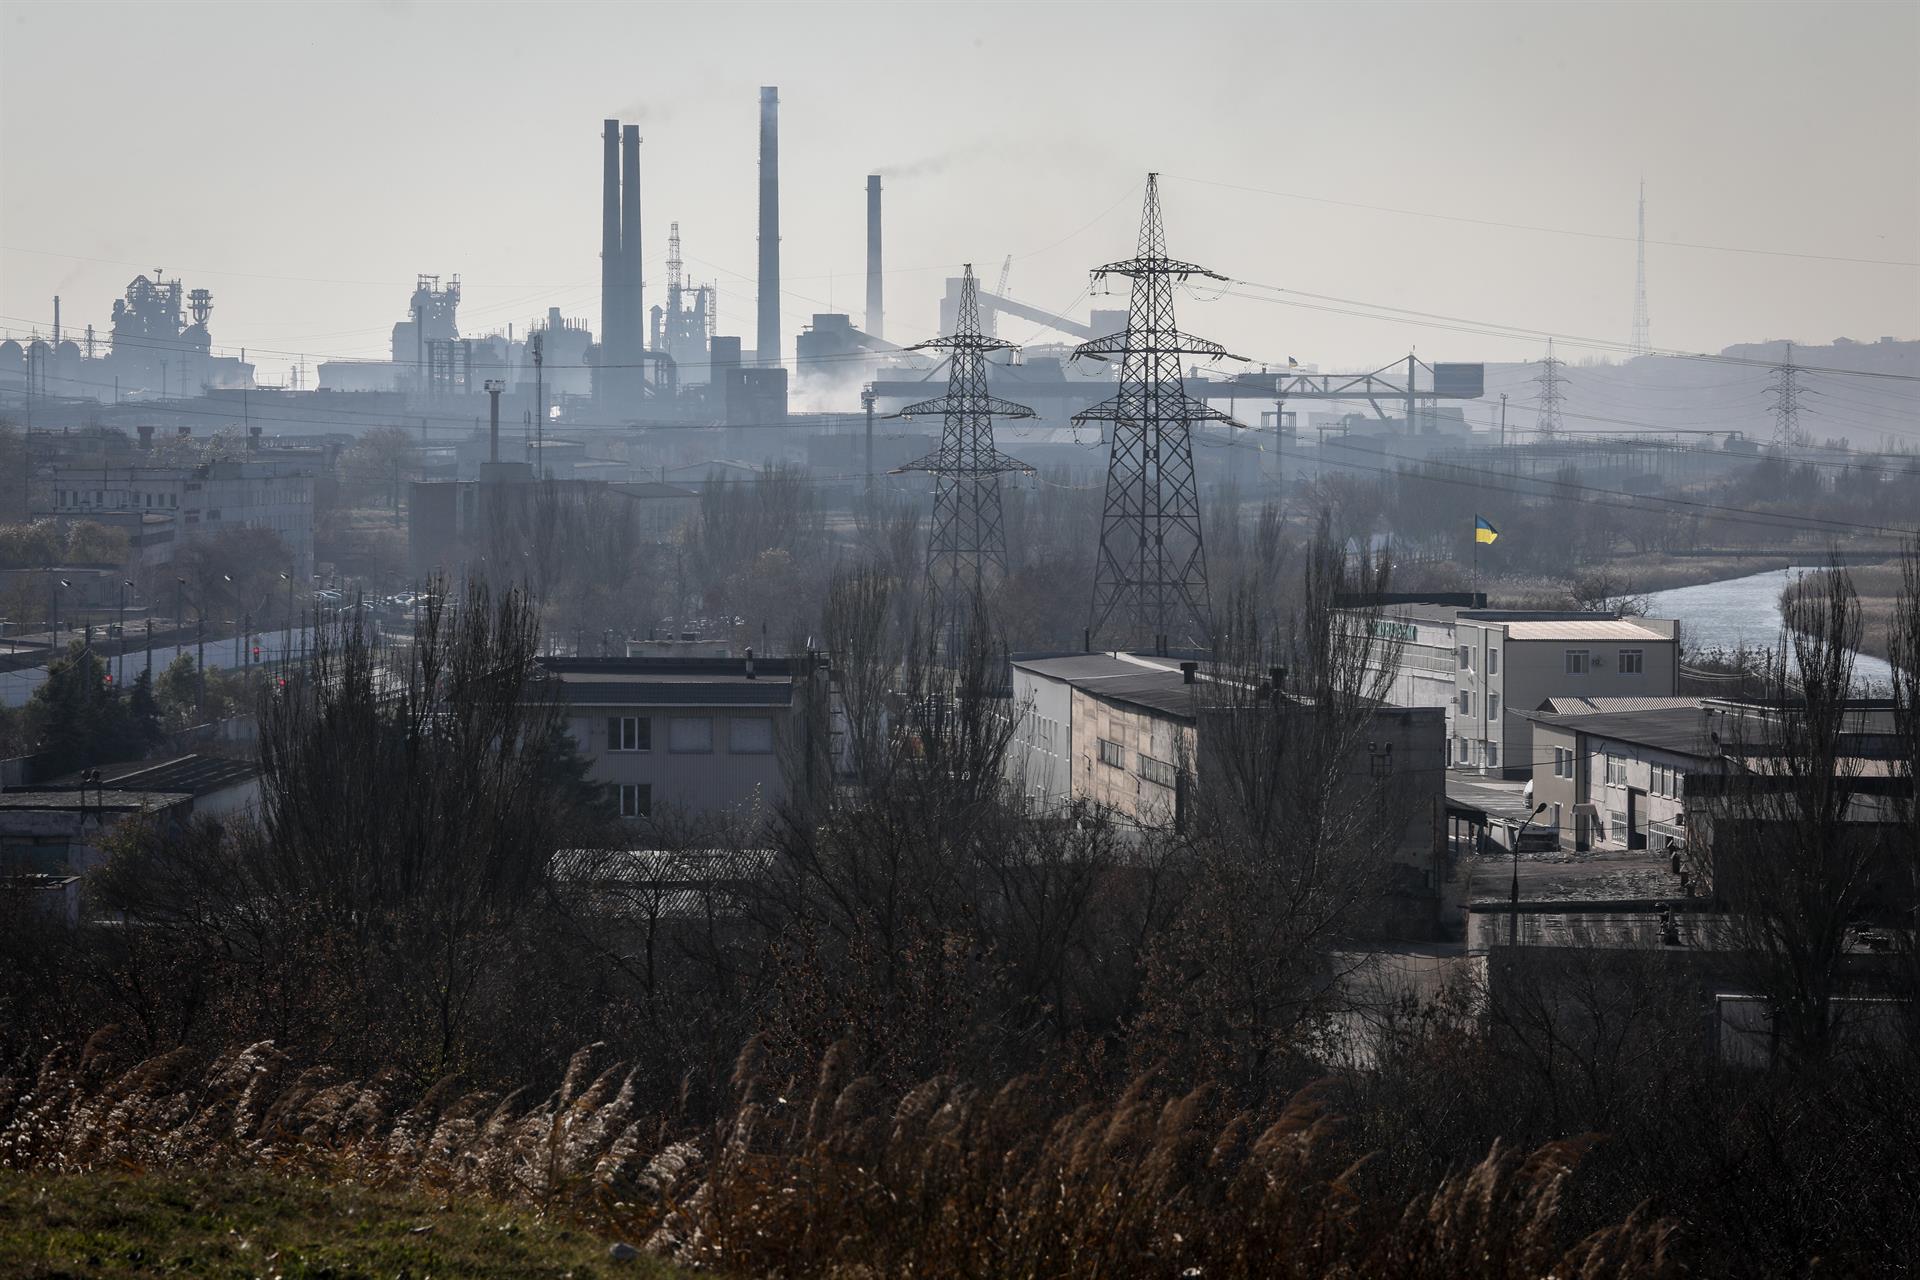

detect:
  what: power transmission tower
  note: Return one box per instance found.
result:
[1767,341,1808,449]
[1075,174,1243,656]
[1532,339,1567,440]
[1631,178,1651,356]
[894,265,1034,655]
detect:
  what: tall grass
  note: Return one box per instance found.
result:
[0,1030,1680,1277]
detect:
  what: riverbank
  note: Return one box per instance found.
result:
[1779,560,1907,661]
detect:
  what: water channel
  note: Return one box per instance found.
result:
[1643,566,1896,692]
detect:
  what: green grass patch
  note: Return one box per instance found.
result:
[0,1169,672,1279]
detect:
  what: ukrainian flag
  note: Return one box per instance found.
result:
[1474,515,1500,545]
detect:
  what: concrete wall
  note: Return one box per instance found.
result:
[1006,666,1073,808]
[1069,688,1194,828]
[572,706,789,826]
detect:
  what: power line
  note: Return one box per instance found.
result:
[1163,173,1920,269]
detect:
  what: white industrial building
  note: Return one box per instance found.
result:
[1344,602,1681,777]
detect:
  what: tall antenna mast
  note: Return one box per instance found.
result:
[1630,178,1651,356]
[1076,174,1243,656]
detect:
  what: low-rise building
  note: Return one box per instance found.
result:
[52,456,316,578]
[1343,601,1681,776]
[545,655,827,830]
[1006,652,1449,933]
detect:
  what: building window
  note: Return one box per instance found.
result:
[1138,753,1177,789]
[1565,649,1591,675]
[617,784,651,818]
[1618,648,1644,675]
[1672,772,1685,800]
[1097,737,1125,769]
[1487,692,1500,720]
[669,716,713,753]
[1458,645,1473,671]
[728,717,774,754]
[1605,753,1626,787]
[1458,690,1472,715]
[1456,734,1469,763]
[607,715,651,752]
[1486,742,1499,768]
[1488,648,1500,675]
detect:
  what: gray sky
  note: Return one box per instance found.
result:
[3,0,1915,385]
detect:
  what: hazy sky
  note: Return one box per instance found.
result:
[3,0,1915,385]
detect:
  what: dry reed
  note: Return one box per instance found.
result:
[0,1030,1681,1277]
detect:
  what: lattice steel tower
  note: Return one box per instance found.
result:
[895,265,1034,652]
[1767,341,1808,449]
[1075,174,1241,655]
[1533,339,1567,439]
[1631,179,1651,356]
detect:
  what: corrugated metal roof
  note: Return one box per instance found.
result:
[1542,696,1708,714]
[1499,620,1673,641]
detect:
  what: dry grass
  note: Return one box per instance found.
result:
[0,1031,1683,1278]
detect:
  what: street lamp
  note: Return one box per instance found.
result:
[117,579,133,690]
[1509,800,1549,946]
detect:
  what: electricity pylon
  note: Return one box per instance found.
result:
[1075,174,1243,656]
[1533,339,1567,440]
[1767,341,1808,449]
[894,264,1034,654]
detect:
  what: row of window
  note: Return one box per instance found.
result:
[605,714,774,755]
[1652,764,1685,799]
[1450,737,1500,768]
[1455,690,1501,719]
[1565,648,1645,675]
[1097,737,1125,768]
[61,489,179,508]
[1457,646,1500,675]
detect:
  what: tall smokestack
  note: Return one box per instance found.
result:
[865,176,883,341]
[621,125,642,367]
[601,119,621,398]
[757,87,780,368]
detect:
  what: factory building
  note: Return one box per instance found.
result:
[0,278,254,402]
[51,453,316,579]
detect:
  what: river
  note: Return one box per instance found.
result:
[1644,567,1896,692]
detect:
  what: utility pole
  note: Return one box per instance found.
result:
[1499,393,1508,447]
[893,266,1034,657]
[532,333,545,479]
[116,580,128,690]
[860,385,877,496]
[1532,340,1566,440]
[1076,174,1242,656]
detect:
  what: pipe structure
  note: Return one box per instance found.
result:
[757,87,780,368]
[865,175,883,342]
[601,119,622,400]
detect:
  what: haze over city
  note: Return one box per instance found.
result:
[4,0,1915,383]
[2,4,1919,1276]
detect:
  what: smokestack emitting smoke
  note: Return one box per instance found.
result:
[601,119,621,397]
[757,86,780,368]
[621,124,642,367]
[866,175,883,341]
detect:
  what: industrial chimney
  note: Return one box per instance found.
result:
[757,87,780,368]
[621,124,643,371]
[865,175,883,342]
[601,119,622,400]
